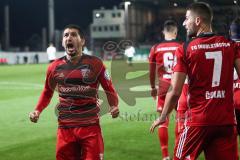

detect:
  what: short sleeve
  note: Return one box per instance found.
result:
[173,44,187,73]
[149,45,156,63]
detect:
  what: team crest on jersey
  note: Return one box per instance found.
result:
[81,68,90,78]
[104,70,111,80]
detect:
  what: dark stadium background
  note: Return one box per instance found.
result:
[0,0,238,50]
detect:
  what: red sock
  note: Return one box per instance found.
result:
[158,119,169,158]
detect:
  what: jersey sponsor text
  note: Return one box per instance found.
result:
[191,43,230,51]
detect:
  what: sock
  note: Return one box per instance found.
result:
[158,119,169,158]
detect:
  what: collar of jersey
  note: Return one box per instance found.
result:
[197,32,215,38]
[162,39,179,43]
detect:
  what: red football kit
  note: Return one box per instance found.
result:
[35,54,118,160]
[149,40,182,111]
[149,40,182,159]
[173,33,240,160]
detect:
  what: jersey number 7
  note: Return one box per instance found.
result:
[205,51,222,87]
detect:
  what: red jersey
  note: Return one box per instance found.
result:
[149,40,182,95]
[174,33,240,126]
[35,54,118,128]
[234,69,240,110]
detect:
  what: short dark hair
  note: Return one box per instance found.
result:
[63,24,85,39]
[187,2,213,24]
[163,19,178,32]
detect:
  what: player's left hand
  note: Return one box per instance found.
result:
[150,116,166,133]
[109,106,119,118]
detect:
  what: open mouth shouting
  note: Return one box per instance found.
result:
[66,43,76,55]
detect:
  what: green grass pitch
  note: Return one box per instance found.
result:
[0,61,205,160]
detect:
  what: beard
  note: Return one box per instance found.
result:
[187,29,197,39]
[186,24,198,39]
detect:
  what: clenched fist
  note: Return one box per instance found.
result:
[109,106,119,118]
[29,110,40,123]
